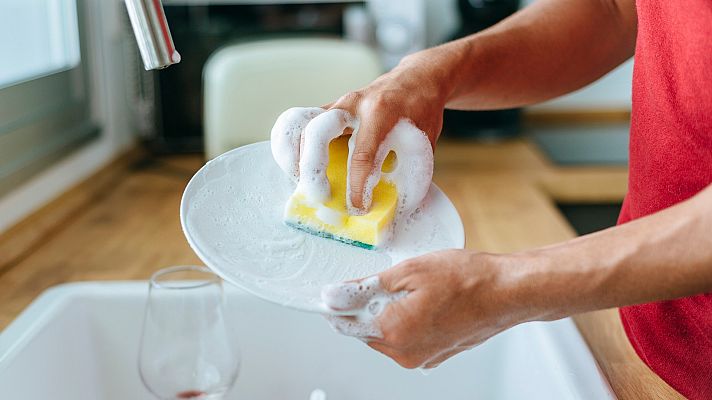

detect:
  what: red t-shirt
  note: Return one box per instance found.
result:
[618,1,712,398]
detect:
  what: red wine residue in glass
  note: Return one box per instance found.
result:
[176,390,206,399]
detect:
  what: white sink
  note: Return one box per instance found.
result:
[0,282,614,399]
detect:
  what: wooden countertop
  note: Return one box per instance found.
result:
[0,139,682,399]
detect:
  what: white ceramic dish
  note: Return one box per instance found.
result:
[0,282,615,399]
[181,141,465,313]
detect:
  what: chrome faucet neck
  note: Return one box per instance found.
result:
[124,0,180,70]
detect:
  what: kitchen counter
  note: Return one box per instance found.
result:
[0,138,682,399]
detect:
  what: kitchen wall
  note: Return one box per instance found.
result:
[426,0,633,111]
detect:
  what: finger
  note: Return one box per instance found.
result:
[325,264,424,340]
[378,256,429,293]
[321,275,383,311]
[374,261,442,351]
[330,91,361,114]
[299,109,359,204]
[324,314,382,339]
[328,95,358,138]
[297,123,351,154]
[341,126,354,137]
[298,107,351,161]
[347,104,398,211]
[375,289,419,345]
[270,107,325,180]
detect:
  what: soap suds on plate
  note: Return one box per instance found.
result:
[182,142,457,313]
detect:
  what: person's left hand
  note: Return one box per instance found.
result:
[322,249,539,369]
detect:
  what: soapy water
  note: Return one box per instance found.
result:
[295,108,358,204]
[270,106,324,181]
[182,142,457,312]
[321,276,406,338]
[346,118,433,218]
[321,276,458,371]
[322,275,471,371]
[271,107,433,226]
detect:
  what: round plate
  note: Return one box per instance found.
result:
[181,141,464,313]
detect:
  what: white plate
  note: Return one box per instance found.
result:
[181,141,464,313]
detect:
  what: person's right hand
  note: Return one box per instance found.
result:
[323,53,449,211]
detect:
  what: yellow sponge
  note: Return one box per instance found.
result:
[284,136,397,249]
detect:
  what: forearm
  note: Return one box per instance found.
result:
[401,0,637,110]
[516,184,712,321]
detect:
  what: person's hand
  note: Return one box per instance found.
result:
[322,250,539,369]
[270,51,451,212]
[323,54,449,211]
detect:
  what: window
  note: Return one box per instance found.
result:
[0,0,81,88]
[0,0,98,196]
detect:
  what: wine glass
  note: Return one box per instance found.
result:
[139,266,240,399]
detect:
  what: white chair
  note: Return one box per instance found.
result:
[203,38,383,159]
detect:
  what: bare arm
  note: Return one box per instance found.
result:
[329,0,638,209]
[519,184,712,321]
[324,184,712,369]
[438,0,637,109]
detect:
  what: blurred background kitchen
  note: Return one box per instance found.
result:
[0,0,631,237]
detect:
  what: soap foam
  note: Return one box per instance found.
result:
[272,107,434,248]
[270,107,325,181]
[321,276,406,338]
[295,109,358,204]
[347,119,433,221]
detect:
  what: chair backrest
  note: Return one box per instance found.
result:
[203,38,382,158]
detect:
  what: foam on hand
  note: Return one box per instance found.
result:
[322,275,457,371]
[284,134,398,248]
[271,107,434,249]
[270,107,325,181]
[321,276,406,339]
[295,109,358,204]
[347,119,433,218]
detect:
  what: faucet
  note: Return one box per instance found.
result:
[124,0,181,70]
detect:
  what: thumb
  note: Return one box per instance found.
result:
[377,256,422,294]
[320,257,420,312]
[321,273,407,314]
[348,113,397,212]
[321,275,384,312]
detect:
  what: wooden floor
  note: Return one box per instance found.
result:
[0,139,682,399]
